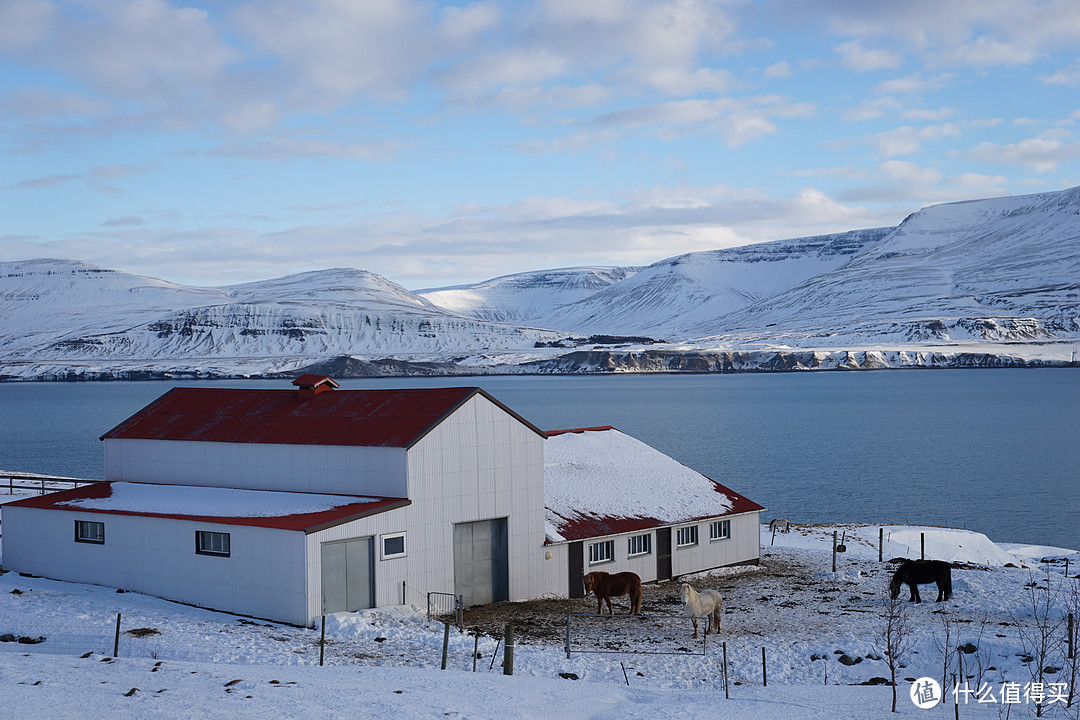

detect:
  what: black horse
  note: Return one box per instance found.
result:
[889,559,953,603]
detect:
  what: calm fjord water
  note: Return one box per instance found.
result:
[2,370,1077,551]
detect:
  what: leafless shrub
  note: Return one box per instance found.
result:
[876,590,916,713]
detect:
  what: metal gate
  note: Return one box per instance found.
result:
[321,537,374,614]
[453,518,508,606]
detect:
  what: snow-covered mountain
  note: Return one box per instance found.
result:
[417,267,640,327]
[527,228,893,338]
[705,186,1080,346]
[2,186,1078,380]
[0,261,564,378]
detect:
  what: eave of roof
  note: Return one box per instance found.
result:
[99,385,546,449]
[3,482,411,534]
[546,479,765,543]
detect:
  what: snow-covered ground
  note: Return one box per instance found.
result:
[2,490,1078,718]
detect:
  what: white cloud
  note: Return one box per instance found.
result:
[233,0,435,105]
[874,72,953,94]
[1040,61,1080,87]
[5,184,893,287]
[879,160,942,185]
[834,41,903,71]
[589,95,814,147]
[868,123,961,156]
[964,129,1080,173]
[843,96,902,122]
[763,62,792,79]
[0,0,56,52]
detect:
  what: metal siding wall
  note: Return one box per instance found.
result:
[670,511,761,577]
[104,438,407,496]
[304,393,546,622]
[1,506,308,625]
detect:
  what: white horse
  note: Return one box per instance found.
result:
[680,583,723,639]
[769,518,791,533]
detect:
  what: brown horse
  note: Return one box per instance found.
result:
[583,571,642,615]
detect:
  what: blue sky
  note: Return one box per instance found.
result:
[1,0,1078,289]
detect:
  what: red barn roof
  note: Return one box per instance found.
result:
[101,385,545,448]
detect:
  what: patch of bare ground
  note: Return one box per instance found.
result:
[455,551,873,647]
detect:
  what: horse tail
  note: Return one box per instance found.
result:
[630,580,643,615]
[888,564,903,599]
[944,564,953,601]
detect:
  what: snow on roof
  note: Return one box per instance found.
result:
[8,482,409,533]
[59,482,378,518]
[543,427,763,543]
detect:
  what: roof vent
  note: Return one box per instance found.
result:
[292,375,340,399]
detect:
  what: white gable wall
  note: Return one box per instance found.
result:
[104,438,407,496]
[2,506,309,625]
[406,392,546,603]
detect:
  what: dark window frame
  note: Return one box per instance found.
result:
[195,530,231,557]
[627,533,652,557]
[710,519,731,541]
[74,519,105,545]
[676,525,699,548]
[588,539,615,565]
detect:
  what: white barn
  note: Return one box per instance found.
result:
[2,377,762,625]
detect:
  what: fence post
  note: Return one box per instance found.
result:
[1068,613,1074,660]
[761,646,767,687]
[441,622,451,670]
[503,624,514,676]
[921,532,925,560]
[879,527,883,562]
[473,632,479,672]
[113,613,121,657]
[722,641,729,699]
[401,581,405,606]
[832,531,837,572]
[320,615,326,666]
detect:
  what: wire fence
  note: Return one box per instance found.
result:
[564,613,709,658]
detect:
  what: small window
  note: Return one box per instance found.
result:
[75,520,105,544]
[195,531,231,557]
[628,533,652,557]
[381,532,406,560]
[588,540,614,565]
[710,519,731,541]
[676,525,698,548]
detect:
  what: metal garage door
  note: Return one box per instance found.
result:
[453,518,508,606]
[321,537,374,614]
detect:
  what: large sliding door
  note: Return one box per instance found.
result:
[453,518,508,606]
[321,537,374,614]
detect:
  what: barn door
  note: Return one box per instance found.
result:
[568,541,584,598]
[656,527,672,582]
[321,537,374,614]
[453,518,508,606]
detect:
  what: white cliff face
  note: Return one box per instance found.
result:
[2,186,1078,380]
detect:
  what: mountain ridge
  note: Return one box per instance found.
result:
[2,186,1078,380]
